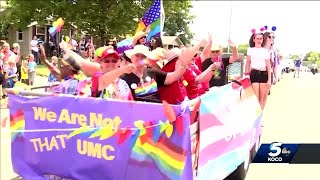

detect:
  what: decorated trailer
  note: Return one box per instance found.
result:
[8,77,262,180]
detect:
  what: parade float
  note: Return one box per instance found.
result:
[7,76,262,180]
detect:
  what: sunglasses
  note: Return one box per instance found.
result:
[211,50,220,53]
[101,58,118,63]
[141,36,147,39]
[268,35,275,39]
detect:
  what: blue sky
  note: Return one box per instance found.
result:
[190,1,320,56]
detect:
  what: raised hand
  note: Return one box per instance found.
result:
[228,39,236,47]
[208,32,212,42]
[122,64,136,74]
[146,25,151,34]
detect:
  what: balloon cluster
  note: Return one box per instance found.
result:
[251,25,277,34]
[49,17,65,36]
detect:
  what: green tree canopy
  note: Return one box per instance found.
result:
[222,44,249,55]
[289,54,300,60]
[1,0,195,45]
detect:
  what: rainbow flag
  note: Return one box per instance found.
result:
[117,0,164,53]
[117,38,133,54]
[136,0,165,41]
[130,135,187,180]
[10,109,25,141]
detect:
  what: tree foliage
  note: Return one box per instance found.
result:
[304,51,320,62]
[1,0,195,45]
[289,54,300,60]
[222,44,249,55]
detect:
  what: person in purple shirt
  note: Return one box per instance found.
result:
[293,59,302,78]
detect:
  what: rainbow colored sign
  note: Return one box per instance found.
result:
[197,79,263,180]
[9,95,192,180]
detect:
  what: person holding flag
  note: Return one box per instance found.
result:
[118,0,165,53]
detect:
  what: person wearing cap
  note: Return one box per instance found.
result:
[93,46,135,100]
[158,47,188,104]
[182,35,219,98]
[39,45,91,96]
[158,38,215,104]
[58,42,135,99]
[202,39,238,88]
[121,44,193,103]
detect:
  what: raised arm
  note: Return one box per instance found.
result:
[189,38,206,59]
[228,40,239,63]
[132,31,147,47]
[200,33,212,62]
[39,45,61,80]
[98,64,135,91]
[195,63,218,83]
[163,48,194,85]
[60,41,101,75]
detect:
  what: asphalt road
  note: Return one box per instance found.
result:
[245,71,320,179]
[1,72,320,180]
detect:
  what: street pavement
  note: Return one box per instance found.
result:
[1,72,320,180]
[246,72,320,179]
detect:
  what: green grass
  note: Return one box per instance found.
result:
[36,64,50,77]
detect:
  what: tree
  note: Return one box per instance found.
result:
[222,44,248,55]
[289,54,300,60]
[2,0,146,46]
[162,0,195,45]
[306,51,320,63]
[2,0,195,45]
[237,44,249,55]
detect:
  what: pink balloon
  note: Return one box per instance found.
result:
[251,29,256,34]
[260,27,265,32]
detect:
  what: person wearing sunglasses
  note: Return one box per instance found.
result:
[245,33,271,110]
[132,31,148,47]
[121,44,194,103]
[263,32,277,85]
[149,36,163,50]
[93,46,135,100]
[202,39,238,88]
[39,44,91,96]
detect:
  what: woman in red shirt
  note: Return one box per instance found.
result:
[158,48,188,104]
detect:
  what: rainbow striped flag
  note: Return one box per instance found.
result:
[117,0,164,53]
[130,133,188,180]
[117,38,133,54]
[136,0,165,41]
[10,109,25,141]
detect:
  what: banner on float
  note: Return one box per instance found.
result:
[197,81,263,180]
[9,95,192,180]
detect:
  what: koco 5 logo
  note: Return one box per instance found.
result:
[268,142,283,162]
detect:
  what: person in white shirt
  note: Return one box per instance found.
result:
[29,36,40,64]
[245,32,272,110]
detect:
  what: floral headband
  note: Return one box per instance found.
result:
[251,25,277,34]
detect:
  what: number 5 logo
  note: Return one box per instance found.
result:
[268,142,282,157]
